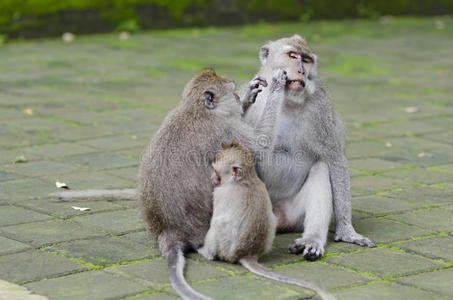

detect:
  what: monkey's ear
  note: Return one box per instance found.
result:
[221,143,229,150]
[259,46,269,64]
[232,165,243,181]
[202,91,216,110]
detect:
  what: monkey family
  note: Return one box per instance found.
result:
[51,34,375,300]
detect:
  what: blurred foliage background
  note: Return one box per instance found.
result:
[1,0,453,40]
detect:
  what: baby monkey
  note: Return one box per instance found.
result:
[198,142,335,300]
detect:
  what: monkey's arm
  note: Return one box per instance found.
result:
[253,69,286,149]
[327,154,375,247]
[241,76,267,114]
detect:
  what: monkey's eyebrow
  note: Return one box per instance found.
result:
[282,45,297,52]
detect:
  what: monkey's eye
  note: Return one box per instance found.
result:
[288,52,298,59]
[302,56,313,63]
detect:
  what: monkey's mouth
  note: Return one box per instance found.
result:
[286,80,305,91]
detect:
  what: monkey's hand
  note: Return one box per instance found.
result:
[270,69,287,93]
[241,76,267,112]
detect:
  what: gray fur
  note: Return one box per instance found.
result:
[243,35,375,261]
[198,143,335,300]
[138,69,283,300]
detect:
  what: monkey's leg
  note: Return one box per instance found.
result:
[328,155,375,247]
[197,229,217,261]
[284,161,332,261]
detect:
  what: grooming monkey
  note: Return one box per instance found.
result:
[139,69,285,300]
[199,142,335,300]
[242,34,375,261]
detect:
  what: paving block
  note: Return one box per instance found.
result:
[396,236,453,262]
[0,171,23,182]
[0,219,106,246]
[45,235,159,266]
[373,120,443,136]
[333,281,438,300]
[351,217,434,244]
[381,167,453,184]
[384,186,453,205]
[0,250,88,283]
[2,160,81,177]
[351,175,412,196]
[387,208,453,233]
[0,149,42,165]
[0,205,52,226]
[381,136,453,152]
[22,142,97,158]
[0,178,56,202]
[348,158,406,173]
[174,275,313,300]
[346,140,403,159]
[104,258,231,290]
[352,195,421,215]
[0,236,31,255]
[79,135,148,151]
[42,170,135,190]
[104,166,138,181]
[0,131,53,148]
[133,292,179,300]
[6,118,74,132]
[63,152,138,170]
[24,270,147,300]
[74,209,144,234]
[122,230,159,248]
[381,150,453,167]
[275,261,374,289]
[396,268,453,297]
[19,199,124,218]
[325,248,444,278]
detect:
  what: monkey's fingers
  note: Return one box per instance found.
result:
[249,77,268,89]
[249,89,262,103]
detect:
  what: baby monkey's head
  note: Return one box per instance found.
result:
[211,142,255,186]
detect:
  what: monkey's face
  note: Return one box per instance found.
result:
[202,81,243,118]
[260,36,318,100]
[211,161,243,187]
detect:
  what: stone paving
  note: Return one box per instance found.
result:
[0,17,452,299]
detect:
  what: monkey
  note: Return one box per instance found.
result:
[137,68,289,300]
[199,141,336,300]
[241,34,375,261]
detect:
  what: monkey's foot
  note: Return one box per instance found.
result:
[289,238,324,261]
[334,231,376,247]
[197,247,215,261]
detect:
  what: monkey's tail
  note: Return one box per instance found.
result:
[166,243,214,300]
[49,189,137,201]
[239,257,336,300]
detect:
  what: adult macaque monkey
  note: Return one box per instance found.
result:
[243,34,375,261]
[200,142,335,300]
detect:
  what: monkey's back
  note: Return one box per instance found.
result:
[138,105,235,249]
[211,180,276,262]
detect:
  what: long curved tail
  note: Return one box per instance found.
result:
[240,258,336,300]
[49,189,137,201]
[166,243,214,300]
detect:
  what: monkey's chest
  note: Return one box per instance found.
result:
[257,120,315,199]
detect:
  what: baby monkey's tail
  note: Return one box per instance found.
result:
[240,257,336,300]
